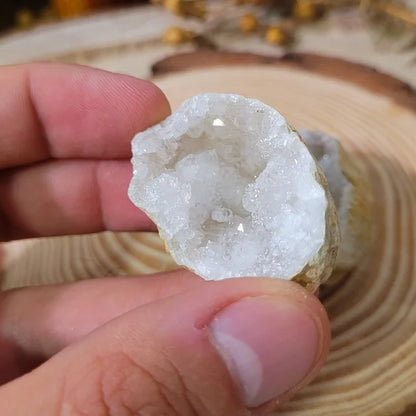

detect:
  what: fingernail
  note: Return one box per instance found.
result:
[209,296,321,408]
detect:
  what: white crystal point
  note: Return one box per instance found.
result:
[129,93,338,287]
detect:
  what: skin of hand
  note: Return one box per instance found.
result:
[0,63,330,416]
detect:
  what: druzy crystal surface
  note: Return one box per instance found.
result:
[300,129,369,274]
[129,93,328,281]
[300,130,350,219]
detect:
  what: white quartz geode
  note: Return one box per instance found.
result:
[300,129,372,281]
[129,93,339,288]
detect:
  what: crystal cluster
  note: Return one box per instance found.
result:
[129,93,338,283]
[301,129,372,277]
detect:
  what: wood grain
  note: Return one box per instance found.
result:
[152,51,416,111]
[2,52,416,415]
[150,59,416,415]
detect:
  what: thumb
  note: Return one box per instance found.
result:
[0,277,330,415]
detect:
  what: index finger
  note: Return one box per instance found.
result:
[0,63,170,239]
[0,63,170,168]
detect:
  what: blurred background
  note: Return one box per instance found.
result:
[0,1,414,84]
[0,1,144,32]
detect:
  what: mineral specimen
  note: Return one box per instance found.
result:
[129,93,339,290]
[300,130,372,281]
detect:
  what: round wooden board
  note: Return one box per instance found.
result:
[151,52,416,416]
[2,52,416,415]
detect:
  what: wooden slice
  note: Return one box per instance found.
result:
[2,52,416,415]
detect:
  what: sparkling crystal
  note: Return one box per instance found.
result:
[212,118,225,127]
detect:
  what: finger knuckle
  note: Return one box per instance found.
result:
[61,350,204,416]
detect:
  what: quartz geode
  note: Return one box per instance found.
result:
[129,93,339,289]
[301,129,372,281]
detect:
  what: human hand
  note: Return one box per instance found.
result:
[0,64,330,415]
